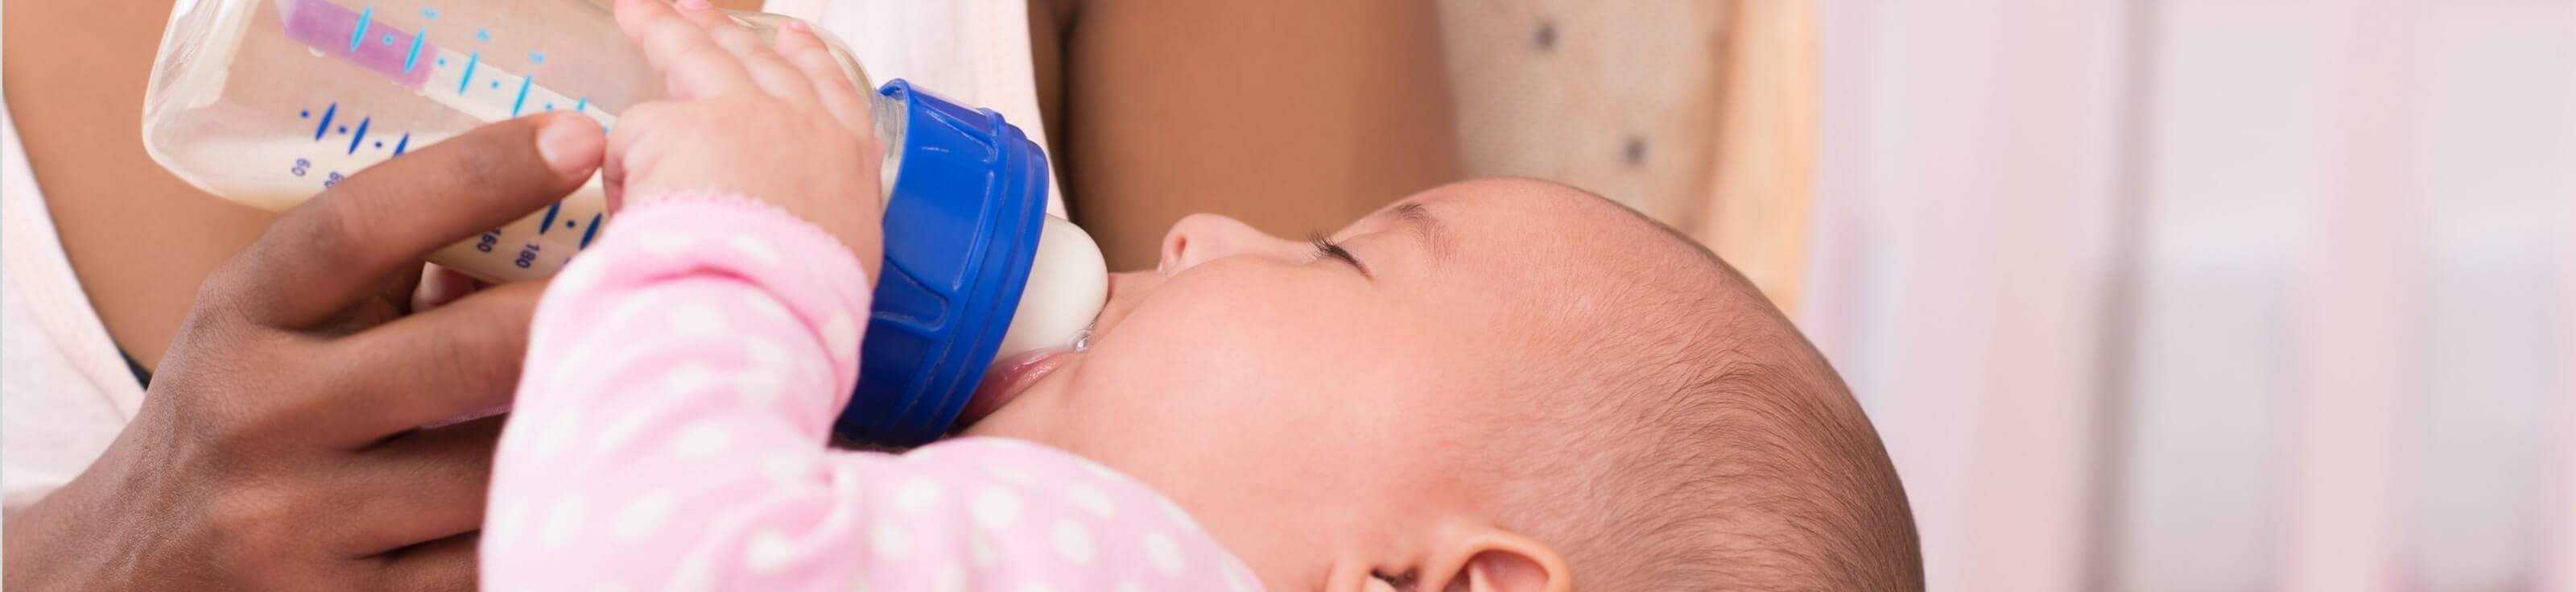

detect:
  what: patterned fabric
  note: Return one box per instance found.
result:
[485,193,1257,591]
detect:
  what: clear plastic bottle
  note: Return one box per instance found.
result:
[142,0,903,283]
[143,0,1107,445]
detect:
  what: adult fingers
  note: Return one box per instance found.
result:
[309,282,544,447]
[774,21,877,136]
[221,114,601,329]
[338,416,506,555]
[410,263,481,313]
[369,531,480,592]
[616,0,753,99]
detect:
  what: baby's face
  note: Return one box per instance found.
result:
[964,179,1633,589]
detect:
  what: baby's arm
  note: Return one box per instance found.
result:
[483,195,1249,590]
[482,2,1252,590]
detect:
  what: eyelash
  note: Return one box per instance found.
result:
[1308,233,1365,271]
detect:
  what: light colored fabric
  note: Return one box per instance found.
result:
[0,57,151,518]
[484,193,1253,590]
[0,6,1047,517]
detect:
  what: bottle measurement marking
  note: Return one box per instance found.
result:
[282,0,623,209]
[456,51,481,95]
[539,202,563,234]
[345,5,374,52]
[311,103,338,140]
[402,31,427,73]
[345,117,372,155]
[510,77,535,117]
[579,213,604,249]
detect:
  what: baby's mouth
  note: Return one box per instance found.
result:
[960,272,1150,425]
[960,347,1076,424]
[968,311,1100,423]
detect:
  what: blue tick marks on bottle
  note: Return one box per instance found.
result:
[437,57,448,66]
[299,110,310,118]
[544,103,555,111]
[457,52,481,95]
[347,6,374,52]
[337,126,349,135]
[491,80,502,89]
[538,202,563,234]
[510,77,535,116]
[476,29,491,42]
[346,118,372,155]
[529,52,547,64]
[382,34,396,45]
[374,141,384,149]
[579,213,603,249]
[312,104,337,140]
[565,220,576,229]
[422,7,438,19]
[402,32,427,72]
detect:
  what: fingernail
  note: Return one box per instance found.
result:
[536,117,602,176]
[786,19,809,32]
[677,0,712,10]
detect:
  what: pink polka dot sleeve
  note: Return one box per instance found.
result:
[484,193,1260,591]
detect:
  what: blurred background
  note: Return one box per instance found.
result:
[1442,1,2570,590]
[7,0,2562,589]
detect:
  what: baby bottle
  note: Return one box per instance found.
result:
[141,0,1105,445]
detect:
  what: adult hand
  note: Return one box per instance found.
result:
[0,114,604,590]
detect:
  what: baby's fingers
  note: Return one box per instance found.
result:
[614,0,752,99]
[775,21,875,136]
[669,2,819,106]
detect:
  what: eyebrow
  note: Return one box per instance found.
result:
[1389,202,1451,262]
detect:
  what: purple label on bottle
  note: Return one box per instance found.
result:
[283,0,436,89]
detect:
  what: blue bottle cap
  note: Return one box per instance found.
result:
[836,80,1051,445]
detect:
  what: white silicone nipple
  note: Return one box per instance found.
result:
[994,215,1109,362]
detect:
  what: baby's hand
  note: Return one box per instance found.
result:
[606,0,884,275]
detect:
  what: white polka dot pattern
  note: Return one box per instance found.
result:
[613,490,678,542]
[823,311,860,365]
[554,251,610,296]
[746,530,796,573]
[1067,483,1116,518]
[1052,520,1096,565]
[638,232,696,255]
[535,494,589,550]
[669,302,728,336]
[727,234,782,265]
[485,197,1257,590]
[972,486,1023,530]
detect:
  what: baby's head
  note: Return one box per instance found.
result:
[965,179,1922,590]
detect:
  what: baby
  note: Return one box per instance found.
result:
[484,1,1922,590]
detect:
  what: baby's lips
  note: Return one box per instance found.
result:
[958,349,1072,426]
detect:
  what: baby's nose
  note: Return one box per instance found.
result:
[1156,213,1298,274]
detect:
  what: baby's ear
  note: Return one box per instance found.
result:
[1421,530,1570,592]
